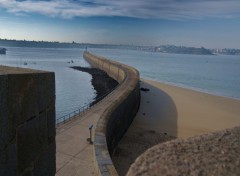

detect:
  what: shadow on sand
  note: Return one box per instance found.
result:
[112,80,178,176]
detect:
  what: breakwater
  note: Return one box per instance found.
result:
[83,52,140,175]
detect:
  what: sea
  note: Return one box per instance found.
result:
[1,46,240,120]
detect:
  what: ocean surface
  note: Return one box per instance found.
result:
[0,47,95,119]
[1,47,240,121]
[89,48,240,100]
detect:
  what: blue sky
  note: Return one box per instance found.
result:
[0,0,240,48]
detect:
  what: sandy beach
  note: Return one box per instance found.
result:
[112,78,240,176]
[140,78,240,138]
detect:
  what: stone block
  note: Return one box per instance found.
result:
[36,73,55,113]
[47,105,56,143]
[7,72,55,126]
[16,112,48,173]
[33,142,56,176]
[8,74,39,125]
[0,143,17,176]
[0,74,11,151]
[0,67,55,176]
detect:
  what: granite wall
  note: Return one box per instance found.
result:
[83,52,140,176]
[0,66,56,176]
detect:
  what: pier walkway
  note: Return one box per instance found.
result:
[56,108,98,176]
[55,85,123,176]
[56,51,140,176]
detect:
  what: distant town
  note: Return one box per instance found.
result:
[0,38,239,55]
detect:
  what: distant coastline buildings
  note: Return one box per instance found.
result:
[0,39,239,55]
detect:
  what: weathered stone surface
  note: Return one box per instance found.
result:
[36,73,55,113]
[0,66,56,176]
[8,74,39,125]
[0,74,10,151]
[17,112,48,173]
[127,126,240,176]
[47,105,56,143]
[33,142,56,176]
[0,143,17,176]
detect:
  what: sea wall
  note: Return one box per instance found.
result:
[83,52,140,176]
[0,66,56,176]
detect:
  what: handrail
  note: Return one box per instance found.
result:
[56,81,121,126]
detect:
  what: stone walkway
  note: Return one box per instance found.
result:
[55,105,103,176]
[55,85,125,176]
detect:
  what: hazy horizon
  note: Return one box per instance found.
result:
[0,0,240,48]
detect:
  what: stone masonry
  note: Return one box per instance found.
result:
[0,66,56,176]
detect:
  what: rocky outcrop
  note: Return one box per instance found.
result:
[127,126,240,176]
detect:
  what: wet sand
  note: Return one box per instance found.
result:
[112,78,240,176]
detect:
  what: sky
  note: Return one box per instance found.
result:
[0,0,240,48]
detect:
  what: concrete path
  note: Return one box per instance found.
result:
[55,98,112,176]
[55,85,124,176]
[56,108,100,176]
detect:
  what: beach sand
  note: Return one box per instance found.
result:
[112,78,240,176]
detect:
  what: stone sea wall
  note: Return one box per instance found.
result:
[0,66,56,176]
[83,52,140,176]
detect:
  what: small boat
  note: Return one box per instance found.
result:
[24,62,28,65]
[0,48,7,54]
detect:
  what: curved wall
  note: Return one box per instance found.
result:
[83,52,140,176]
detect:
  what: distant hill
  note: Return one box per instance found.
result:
[154,45,213,55]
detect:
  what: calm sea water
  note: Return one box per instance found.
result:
[0,47,95,119]
[90,48,240,100]
[1,47,239,121]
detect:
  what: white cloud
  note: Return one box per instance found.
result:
[0,0,240,20]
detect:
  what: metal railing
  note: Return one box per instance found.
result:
[56,82,121,126]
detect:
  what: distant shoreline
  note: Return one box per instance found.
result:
[1,39,239,55]
[141,76,240,101]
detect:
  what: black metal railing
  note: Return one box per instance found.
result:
[56,83,121,126]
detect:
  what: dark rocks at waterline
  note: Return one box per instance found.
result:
[71,66,119,106]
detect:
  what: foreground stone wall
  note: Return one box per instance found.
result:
[0,66,56,176]
[83,52,140,176]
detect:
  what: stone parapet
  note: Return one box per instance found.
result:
[0,66,56,176]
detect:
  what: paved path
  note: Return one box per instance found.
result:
[55,85,124,176]
[56,110,99,176]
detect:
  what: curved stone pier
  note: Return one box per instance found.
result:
[83,52,140,175]
[56,52,140,176]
